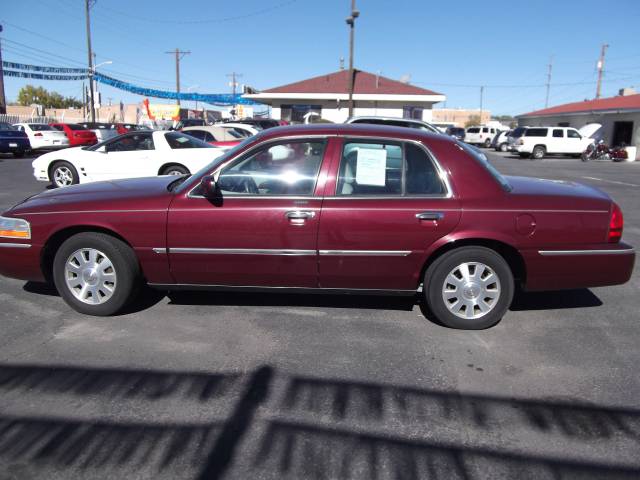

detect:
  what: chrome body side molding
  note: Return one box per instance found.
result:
[538,248,635,256]
[148,283,417,296]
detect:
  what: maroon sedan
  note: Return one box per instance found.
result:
[0,124,634,329]
[50,123,98,146]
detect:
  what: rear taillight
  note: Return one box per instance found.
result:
[34,132,43,137]
[608,202,623,243]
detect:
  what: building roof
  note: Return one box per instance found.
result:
[261,69,441,96]
[520,94,640,117]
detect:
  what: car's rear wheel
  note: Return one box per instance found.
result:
[483,138,491,148]
[53,232,140,316]
[162,165,189,176]
[51,161,79,188]
[531,146,546,160]
[499,143,508,152]
[424,247,514,329]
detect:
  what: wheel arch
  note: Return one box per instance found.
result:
[419,237,526,289]
[40,225,136,283]
[158,163,189,175]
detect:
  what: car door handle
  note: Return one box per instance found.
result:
[285,210,315,220]
[416,211,444,221]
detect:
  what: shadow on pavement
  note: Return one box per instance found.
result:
[510,288,602,311]
[0,363,638,479]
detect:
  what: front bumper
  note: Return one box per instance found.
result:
[0,241,45,282]
[522,242,635,291]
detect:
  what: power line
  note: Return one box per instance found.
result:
[97,0,299,25]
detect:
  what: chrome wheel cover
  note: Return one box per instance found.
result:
[53,166,74,187]
[64,248,117,305]
[442,262,501,320]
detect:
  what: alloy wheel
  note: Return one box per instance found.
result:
[64,248,117,305]
[442,262,501,320]
[53,166,74,187]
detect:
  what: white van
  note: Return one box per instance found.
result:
[514,124,601,159]
[465,126,499,147]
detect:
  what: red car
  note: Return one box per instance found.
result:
[114,123,148,135]
[50,123,97,146]
[0,124,634,329]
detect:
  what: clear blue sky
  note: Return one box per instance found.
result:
[2,0,640,116]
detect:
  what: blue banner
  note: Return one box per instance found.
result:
[4,69,88,81]
[2,61,88,74]
[94,72,258,105]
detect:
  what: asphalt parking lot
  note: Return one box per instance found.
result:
[0,150,639,480]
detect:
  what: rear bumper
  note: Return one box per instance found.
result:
[0,139,30,153]
[0,241,45,282]
[522,243,635,291]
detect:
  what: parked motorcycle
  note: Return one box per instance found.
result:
[581,140,628,162]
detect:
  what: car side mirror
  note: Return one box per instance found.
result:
[199,175,218,198]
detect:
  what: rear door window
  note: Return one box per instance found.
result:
[552,129,564,138]
[337,141,445,196]
[525,128,548,137]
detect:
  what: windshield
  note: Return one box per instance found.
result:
[457,141,512,192]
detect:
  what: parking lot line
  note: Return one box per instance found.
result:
[581,176,640,187]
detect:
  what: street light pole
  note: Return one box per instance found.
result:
[85,0,96,122]
[346,0,359,118]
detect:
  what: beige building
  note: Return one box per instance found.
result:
[432,108,491,128]
[5,104,141,123]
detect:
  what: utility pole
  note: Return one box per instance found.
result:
[85,0,95,122]
[545,55,553,108]
[479,86,484,124]
[595,43,609,99]
[0,25,6,114]
[226,72,242,118]
[165,48,190,105]
[346,0,359,118]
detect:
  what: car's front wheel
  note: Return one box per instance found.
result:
[424,247,514,329]
[50,161,79,188]
[53,232,141,315]
[499,143,508,152]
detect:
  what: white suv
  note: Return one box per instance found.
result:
[465,126,499,147]
[514,126,595,159]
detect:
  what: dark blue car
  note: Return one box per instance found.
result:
[0,122,31,157]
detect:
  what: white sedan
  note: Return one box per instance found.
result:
[14,123,69,150]
[32,130,226,188]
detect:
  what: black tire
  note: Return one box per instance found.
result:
[161,164,189,176]
[424,247,514,330]
[53,232,141,316]
[531,146,546,160]
[483,138,491,148]
[499,143,508,152]
[50,161,79,188]
[12,151,25,158]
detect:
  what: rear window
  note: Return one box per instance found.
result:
[164,131,212,149]
[511,127,527,137]
[458,142,511,192]
[525,128,548,137]
[29,124,56,131]
[0,122,16,130]
[466,127,480,133]
[66,124,85,131]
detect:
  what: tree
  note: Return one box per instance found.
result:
[465,115,481,128]
[17,85,83,109]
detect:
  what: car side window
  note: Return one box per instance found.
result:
[105,133,155,152]
[553,129,564,138]
[217,140,325,196]
[567,130,581,138]
[52,125,63,131]
[337,141,445,196]
[482,127,489,133]
[184,130,206,141]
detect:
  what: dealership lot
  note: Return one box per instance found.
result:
[0,151,639,479]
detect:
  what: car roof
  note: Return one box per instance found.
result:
[252,123,451,143]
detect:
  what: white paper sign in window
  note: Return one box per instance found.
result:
[355,148,387,186]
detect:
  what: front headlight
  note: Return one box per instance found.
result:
[0,216,31,239]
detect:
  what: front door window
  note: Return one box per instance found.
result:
[218,141,325,196]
